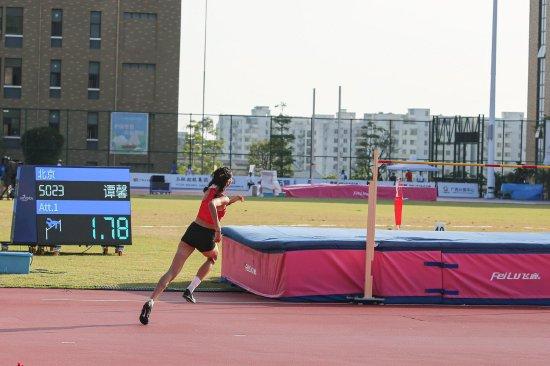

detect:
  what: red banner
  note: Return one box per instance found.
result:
[282,184,437,201]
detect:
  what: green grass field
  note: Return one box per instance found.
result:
[0,195,548,291]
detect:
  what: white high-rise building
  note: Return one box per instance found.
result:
[216,106,526,178]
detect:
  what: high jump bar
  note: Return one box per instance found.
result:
[379,160,550,170]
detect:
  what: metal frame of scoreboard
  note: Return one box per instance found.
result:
[6,166,132,255]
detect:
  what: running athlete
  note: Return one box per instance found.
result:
[140,167,244,325]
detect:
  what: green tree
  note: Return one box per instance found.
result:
[270,114,295,177]
[352,121,391,180]
[182,118,223,174]
[503,162,536,184]
[21,127,64,164]
[248,140,270,172]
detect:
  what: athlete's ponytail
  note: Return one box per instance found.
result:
[203,179,215,193]
[203,167,233,195]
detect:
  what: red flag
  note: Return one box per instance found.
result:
[394,180,403,229]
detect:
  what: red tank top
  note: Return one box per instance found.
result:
[197,187,226,225]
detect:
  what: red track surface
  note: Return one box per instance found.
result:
[2,288,550,365]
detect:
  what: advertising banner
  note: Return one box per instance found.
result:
[437,182,479,198]
[110,112,149,155]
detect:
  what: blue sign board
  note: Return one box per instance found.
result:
[11,166,132,246]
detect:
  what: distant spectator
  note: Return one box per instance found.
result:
[170,160,177,174]
[405,170,413,182]
[416,172,426,182]
[247,172,256,190]
[185,164,193,175]
[0,158,17,200]
[389,172,397,183]
[340,169,347,180]
[57,159,63,166]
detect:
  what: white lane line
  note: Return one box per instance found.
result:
[41,298,275,305]
[42,298,142,302]
[61,341,76,344]
[234,334,246,337]
[451,225,493,228]
[136,225,181,228]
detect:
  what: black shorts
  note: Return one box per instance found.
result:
[181,222,216,253]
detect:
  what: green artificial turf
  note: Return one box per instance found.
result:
[0,195,548,290]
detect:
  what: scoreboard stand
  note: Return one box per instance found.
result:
[10,166,132,254]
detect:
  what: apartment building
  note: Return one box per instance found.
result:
[0,0,180,172]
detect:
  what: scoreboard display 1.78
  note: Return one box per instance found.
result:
[11,166,132,247]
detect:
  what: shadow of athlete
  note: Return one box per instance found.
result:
[140,167,244,325]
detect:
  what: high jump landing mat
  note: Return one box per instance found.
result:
[221,226,550,305]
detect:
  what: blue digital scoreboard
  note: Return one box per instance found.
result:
[11,166,132,246]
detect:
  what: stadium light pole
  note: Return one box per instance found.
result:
[485,0,498,199]
[200,0,209,174]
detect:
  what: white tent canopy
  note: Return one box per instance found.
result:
[386,163,438,172]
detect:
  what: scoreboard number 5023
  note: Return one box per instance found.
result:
[38,184,65,197]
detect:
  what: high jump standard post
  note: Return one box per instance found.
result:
[352,148,384,304]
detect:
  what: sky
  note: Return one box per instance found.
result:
[179,0,529,119]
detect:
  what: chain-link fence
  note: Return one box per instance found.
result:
[1,108,547,192]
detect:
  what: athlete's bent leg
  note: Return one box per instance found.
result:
[183,245,218,303]
[140,241,194,325]
[150,241,195,301]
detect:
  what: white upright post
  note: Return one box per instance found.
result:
[310,88,316,181]
[337,86,342,176]
[486,0,498,199]
[352,148,384,304]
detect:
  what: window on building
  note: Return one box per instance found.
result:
[402,139,406,145]
[50,60,61,98]
[88,62,100,99]
[410,149,416,154]
[333,157,337,162]
[410,129,418,135]
[51,9,63,47]
[87,112,98,140]
[49,110,60,131]
[4,58,22,99]
[3,109,21,137]
[5,7,23,48]
[333,138,338,143]
[424,141,428,146]
[410,140,414,145]
[333,147,338,153]
[90,11,101,49]
[122,63,155,71]
[403,130,408,135]
[123,12,157,20]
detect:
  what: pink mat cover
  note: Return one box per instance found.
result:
[222,238,441,298]
[222,238,550,300]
